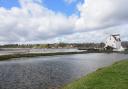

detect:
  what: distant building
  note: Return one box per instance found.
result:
[104,34,124,51]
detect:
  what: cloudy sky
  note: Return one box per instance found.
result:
[0,0,128,44]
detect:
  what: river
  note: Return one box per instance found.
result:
[0,53,128,89]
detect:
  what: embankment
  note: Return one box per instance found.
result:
[62,60,128,89]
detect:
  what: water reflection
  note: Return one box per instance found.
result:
[0,53,128,89]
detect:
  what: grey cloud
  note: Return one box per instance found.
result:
[0,0,128,43]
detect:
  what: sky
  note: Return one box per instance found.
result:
[0,0,128,44]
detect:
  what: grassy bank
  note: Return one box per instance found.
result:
[0,51,88,61]
[0,50,126,61]
[62,60,128,89]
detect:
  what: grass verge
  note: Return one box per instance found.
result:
[62,60,128,89]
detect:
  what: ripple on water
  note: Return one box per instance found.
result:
[0,53,128,89]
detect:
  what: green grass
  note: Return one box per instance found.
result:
[62,60,128,89]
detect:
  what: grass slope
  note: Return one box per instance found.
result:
[62,60,128,89]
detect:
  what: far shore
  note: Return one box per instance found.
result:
[0,49,127,61]
[0,51,87,61]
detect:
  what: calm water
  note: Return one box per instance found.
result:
[0,53,128,89]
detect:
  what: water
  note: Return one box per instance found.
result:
[0,53,128,89]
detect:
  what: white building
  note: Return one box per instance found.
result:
[104,34,124,51]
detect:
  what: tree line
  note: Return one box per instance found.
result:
[0,41,128,49]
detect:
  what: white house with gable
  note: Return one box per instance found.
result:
[104,34,124,51]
